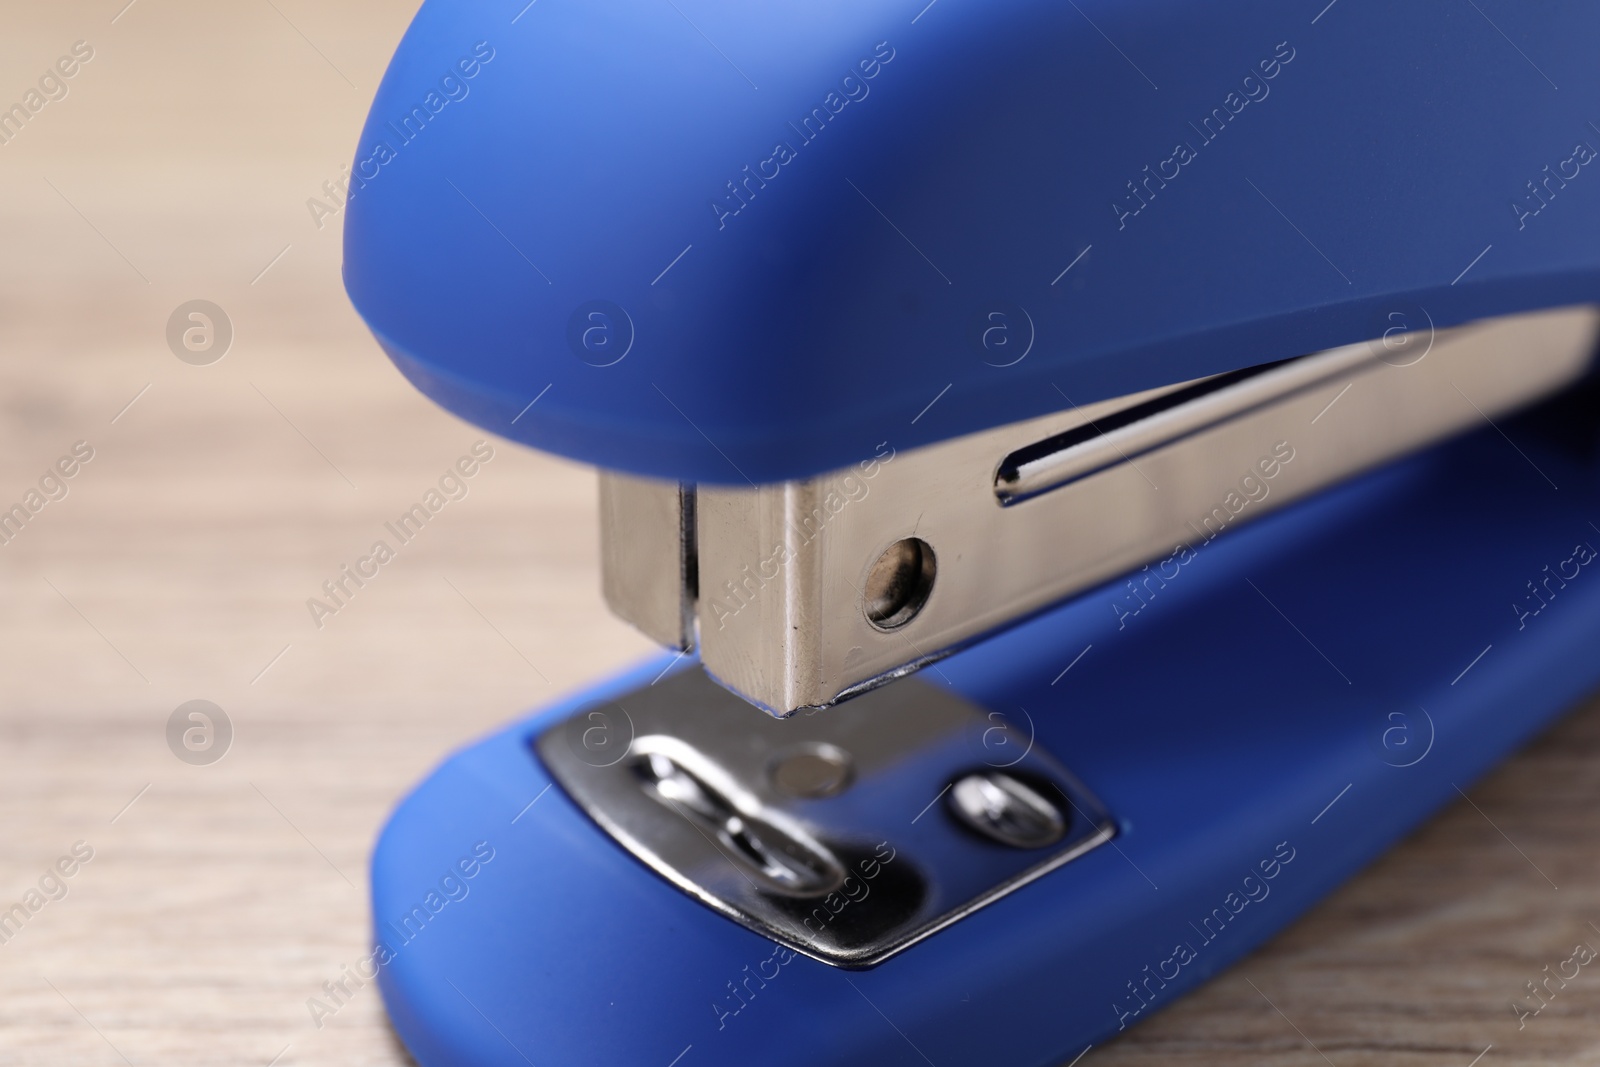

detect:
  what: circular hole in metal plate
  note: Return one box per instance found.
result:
[768,742,855,799]
[863,537,936,630]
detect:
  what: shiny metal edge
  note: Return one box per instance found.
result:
[693,305,1600,714]
[995,344,1373,503]
[533,668,1120,968]
[539,764,1117,970]
[599,470,694,650]
[831,818,1119,968]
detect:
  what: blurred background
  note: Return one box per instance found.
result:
[0,2,656,1063]
[3,2,1600,1065]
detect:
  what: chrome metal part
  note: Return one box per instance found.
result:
[536,667,1116,968]
[690,305,1599,713]
[598,471,694,650]
[594,307,1599,714]
[862,537,938,629]
[768,742,854,799]
[994,347,1366,505]
[948,772,1067,850]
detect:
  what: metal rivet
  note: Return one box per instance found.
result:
[769,743,855,799]
[863,537,936,629]
[947,772,1066,849]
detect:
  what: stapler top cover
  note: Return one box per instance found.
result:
[343,0,1600,484]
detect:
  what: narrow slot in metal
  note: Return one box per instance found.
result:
[995,342,1379,505]
[666,305,1600,714]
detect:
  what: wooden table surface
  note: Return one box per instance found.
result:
[3,3,1599,1065]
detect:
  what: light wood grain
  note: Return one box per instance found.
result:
[2,4,1599,1065]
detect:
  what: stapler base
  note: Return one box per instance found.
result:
[373,405,1600,1067]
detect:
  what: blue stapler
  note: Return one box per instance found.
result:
[343,2,1600,1064]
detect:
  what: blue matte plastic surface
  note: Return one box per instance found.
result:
[344,0,1600,483]
[372,416,1600,1066]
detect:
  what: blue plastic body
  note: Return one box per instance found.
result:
[352,3,1600,1060]
[344,0,1600,484]
[373,409,1600,1066]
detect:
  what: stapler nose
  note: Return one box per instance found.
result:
[603,306,1600,713]
[344,1,1600,715]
